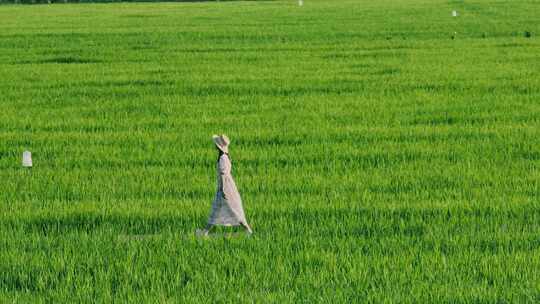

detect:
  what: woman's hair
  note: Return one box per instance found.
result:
[217,149,231,164]
[217,149,224,161]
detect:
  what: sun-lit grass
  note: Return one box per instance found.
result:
[1,0,539,302]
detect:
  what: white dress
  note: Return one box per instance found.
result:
[207,154,248,226]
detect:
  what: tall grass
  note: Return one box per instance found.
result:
[1,0,539,302]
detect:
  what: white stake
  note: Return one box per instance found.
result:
[22,151,32,168]
[452,10,458,17]
[299,0,303,6]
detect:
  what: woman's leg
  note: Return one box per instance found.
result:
[197,223,213,236]
[241,222,253,234]
[204,223,214,234]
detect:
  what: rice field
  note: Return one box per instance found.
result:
[1,0,539,302]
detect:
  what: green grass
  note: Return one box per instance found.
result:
[1,0,540,302]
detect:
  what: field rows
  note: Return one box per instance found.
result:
[1,0,540,302]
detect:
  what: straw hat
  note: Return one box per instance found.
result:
[212,134,230,154]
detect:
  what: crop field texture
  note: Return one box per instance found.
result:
[1,0,540,302]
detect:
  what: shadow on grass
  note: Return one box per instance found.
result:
[5,206,540,238]
[17,56,102,65]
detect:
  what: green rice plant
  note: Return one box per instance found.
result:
[0,0,539,302]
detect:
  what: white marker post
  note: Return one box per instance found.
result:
[299,0,303,6]
[22,151,32,168]
[452,10,458,17]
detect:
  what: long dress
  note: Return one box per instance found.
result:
[207,153,248,226]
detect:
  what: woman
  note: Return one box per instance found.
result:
[199,134,252,236]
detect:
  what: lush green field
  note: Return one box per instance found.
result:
[1,0,540,302]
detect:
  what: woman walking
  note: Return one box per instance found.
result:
[199,134,252,236]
